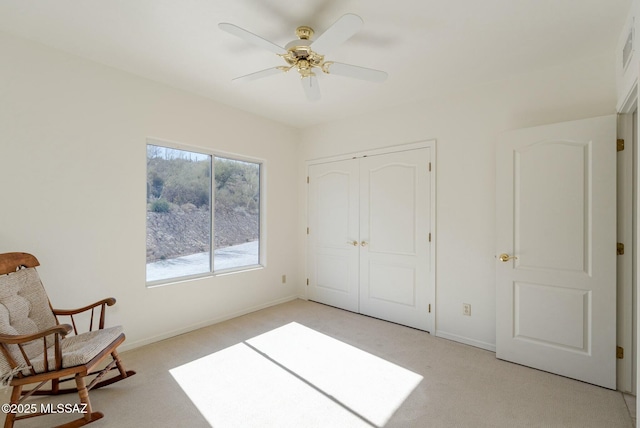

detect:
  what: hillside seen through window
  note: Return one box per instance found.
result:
[146,143,261,283]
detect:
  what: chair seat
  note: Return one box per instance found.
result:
[29,326,124,374]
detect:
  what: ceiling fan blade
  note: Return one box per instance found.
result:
[232,67,285,83]
[324,62,388,82]
[310,13,363,53]
[301,75,321,102]
[219,23,287,55]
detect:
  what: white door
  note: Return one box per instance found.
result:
[307,159,360,312]
[308,148,433,331]
[359,150,432,330]
[496,115,616,389]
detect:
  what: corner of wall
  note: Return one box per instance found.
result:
[616,1,639,110]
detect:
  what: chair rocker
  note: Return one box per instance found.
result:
[0,252,135,428]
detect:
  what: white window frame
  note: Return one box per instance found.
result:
[146,138,266,287]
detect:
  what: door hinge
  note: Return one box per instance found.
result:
[428,233,432,242]
[617,138,625,152]
[429,162,432,172]
[306,278,309,286]
[617,242,624,255]
[307,227,310,235]
[428,303,432,313]
[617,346,624,359]
[307,176,310,183]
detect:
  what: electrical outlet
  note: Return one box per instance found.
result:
[282,275,287,284]
[463,303,471,316]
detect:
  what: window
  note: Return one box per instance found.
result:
[146,142,262,284]
[213,157,261,271]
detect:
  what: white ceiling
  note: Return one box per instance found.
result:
[0,0,632,128]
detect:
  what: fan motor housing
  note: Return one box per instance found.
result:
[283,41,324,71]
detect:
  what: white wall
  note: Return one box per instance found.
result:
[298,53,618,350]
[0,31,300,350]
[0,27,621,355]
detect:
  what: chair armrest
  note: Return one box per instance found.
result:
[52,297,116,316]
[0,324,72,375]
[52,298,116,334]
[0,324,72,345]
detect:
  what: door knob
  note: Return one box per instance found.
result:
[361,241,368,247]
[348,241,358,246]
[499,253,517,262]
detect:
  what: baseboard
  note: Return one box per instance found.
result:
[119,294,299,352]
[436,330,496,352]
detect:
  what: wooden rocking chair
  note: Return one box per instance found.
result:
[0,252,135,428]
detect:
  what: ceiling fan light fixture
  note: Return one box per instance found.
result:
[281,30,325,78]
[219,13,387,100]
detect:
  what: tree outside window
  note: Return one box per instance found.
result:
[146,143,262,284]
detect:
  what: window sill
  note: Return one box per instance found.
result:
[146,265,264,288]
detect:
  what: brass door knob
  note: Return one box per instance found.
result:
[361,241,368,247]
[499,253,517,262]
[347,241,358,246]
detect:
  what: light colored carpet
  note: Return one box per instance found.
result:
[1,299,634,427]
[169,322,423,427]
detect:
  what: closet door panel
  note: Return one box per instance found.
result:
[359,149,431,330]
[307,160,360,312]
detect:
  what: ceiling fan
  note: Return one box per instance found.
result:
[219,14,388,101]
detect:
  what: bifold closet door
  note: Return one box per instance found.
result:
[359,149,431,330]
[307,148,432,331]
[307,159,360,312]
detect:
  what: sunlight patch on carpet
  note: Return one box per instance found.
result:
[169,322,423,427]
